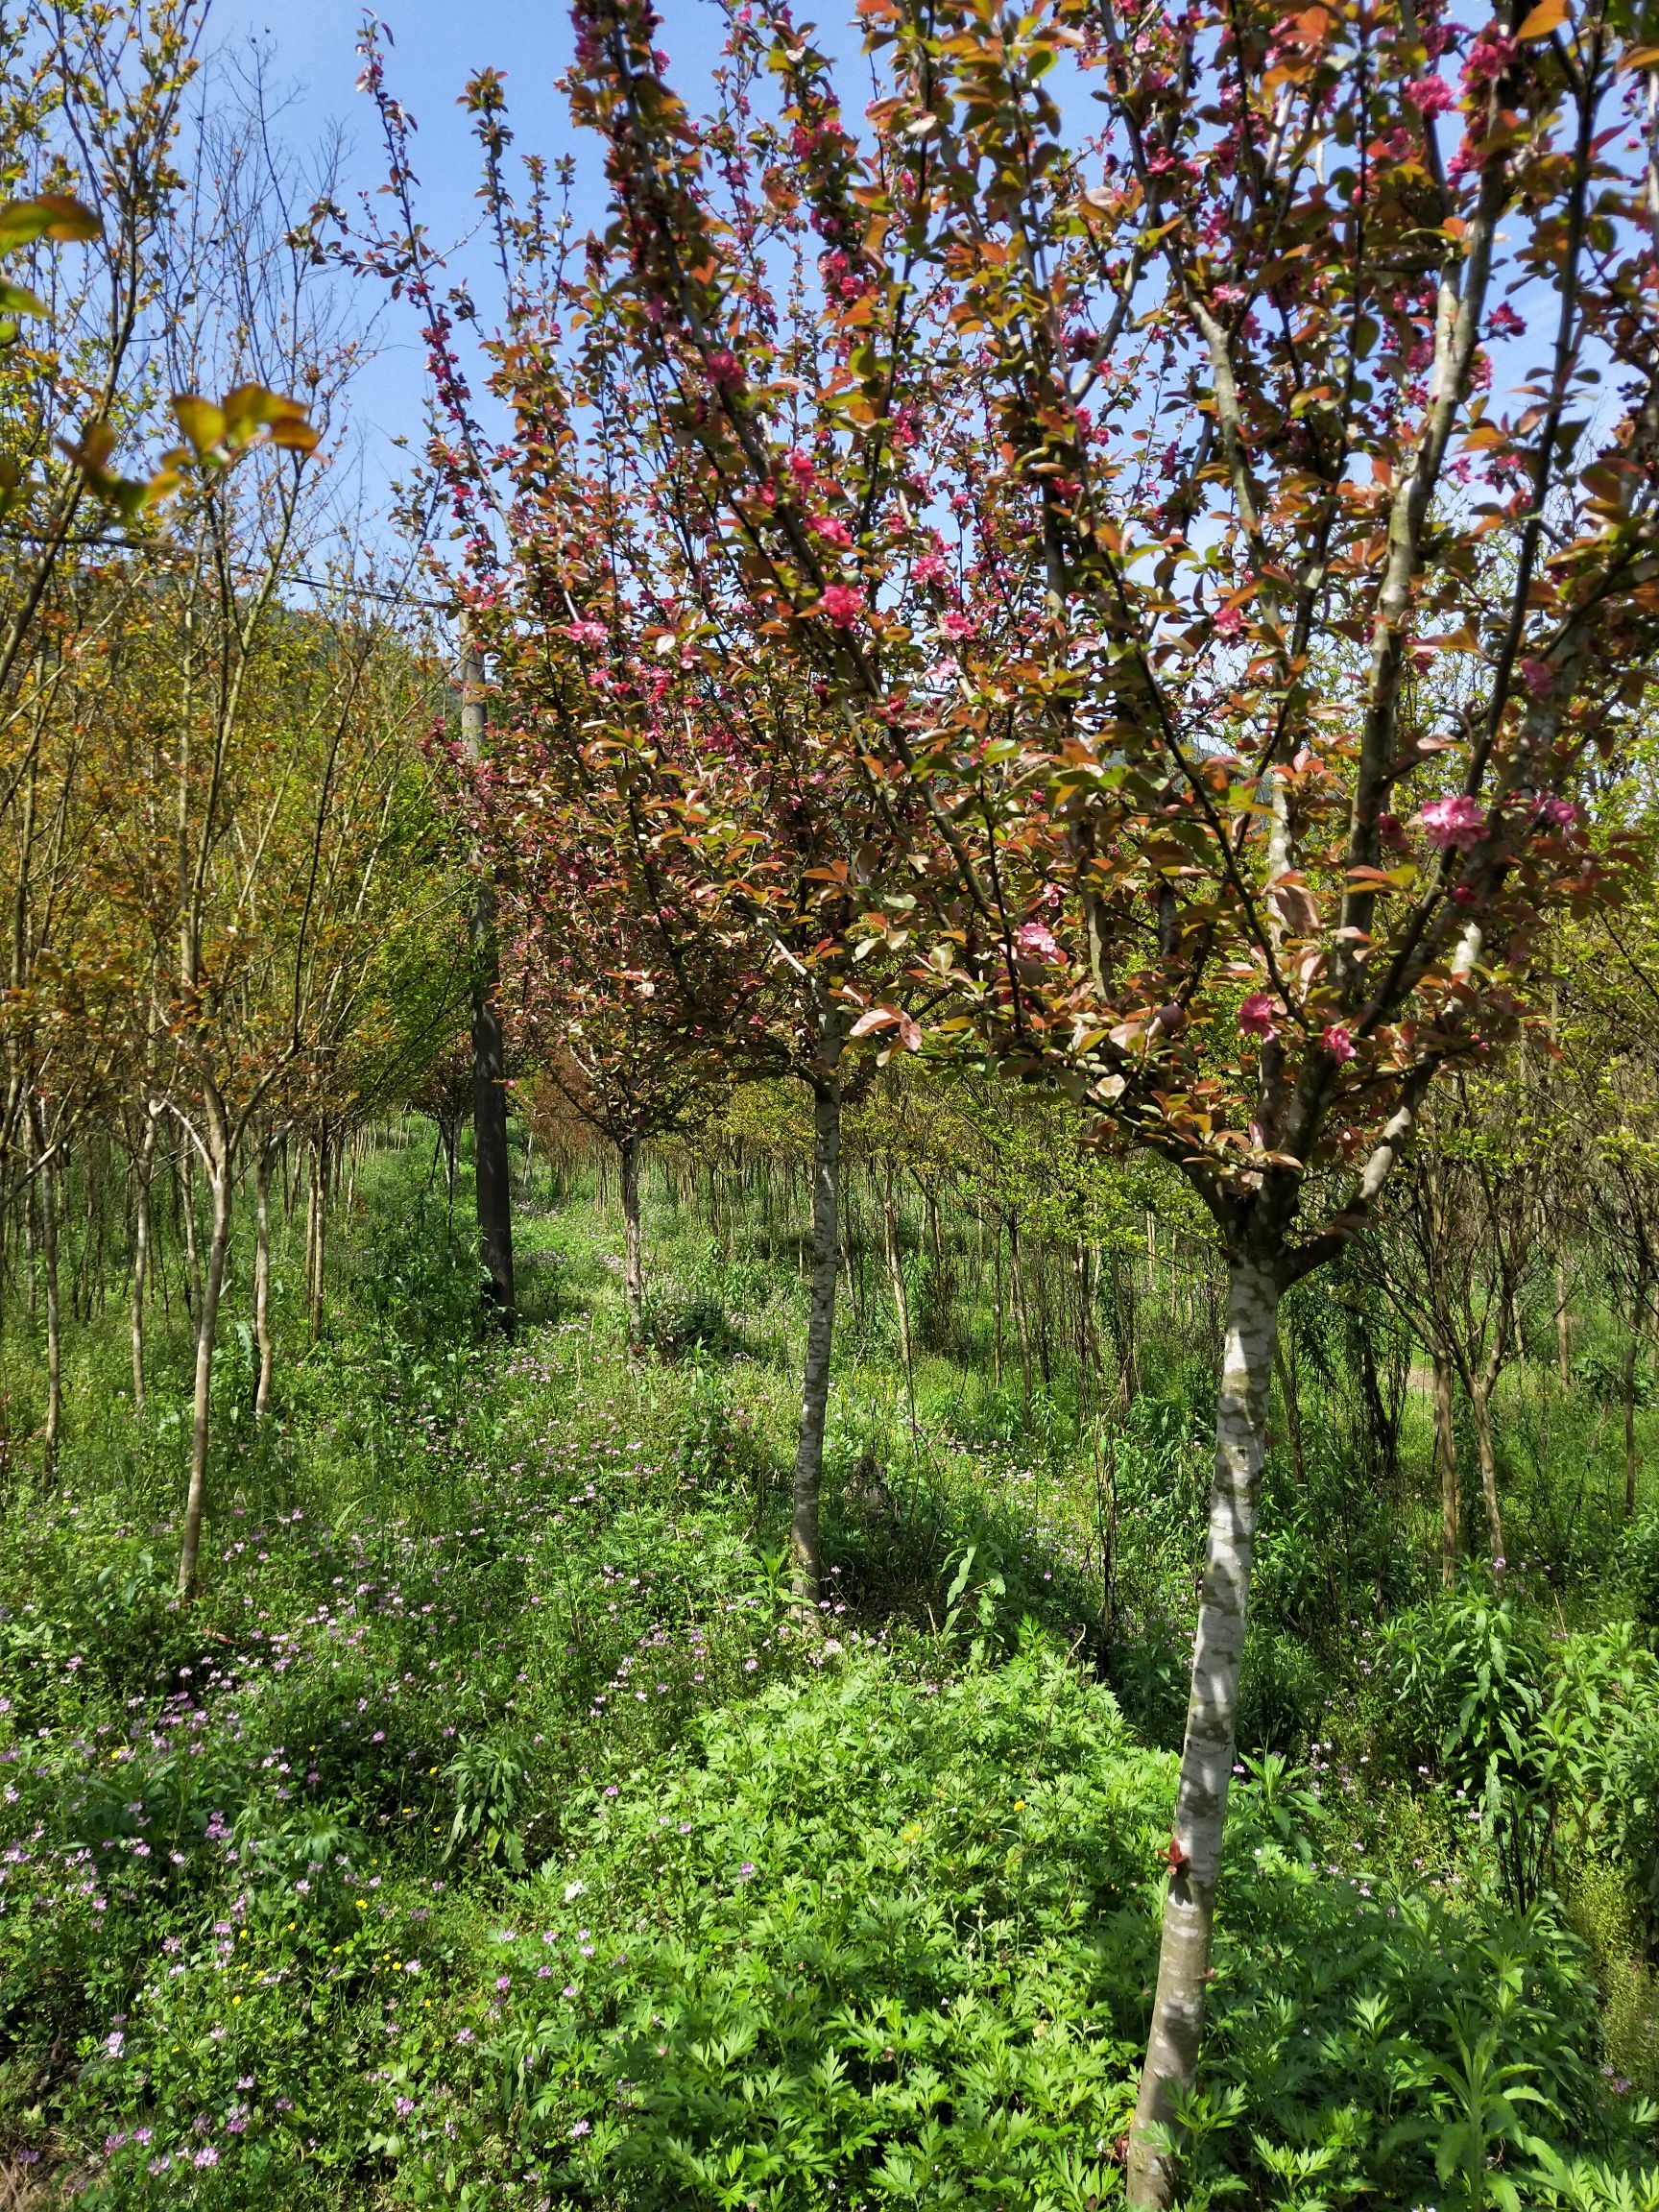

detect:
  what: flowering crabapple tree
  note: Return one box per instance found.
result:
[358,0,1659,2186]
[467,603,919,1597]
[528,0,1659,2196]
[465,755,730,1356]
[348,36,936,1606]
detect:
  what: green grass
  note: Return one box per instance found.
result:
[0,1133,1656,2207]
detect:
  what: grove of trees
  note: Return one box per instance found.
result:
[3,0,1659,2206]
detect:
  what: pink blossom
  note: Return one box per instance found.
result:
[786,446,816,484]
[1405,74,1455,115]
[1214,604,1246,639]
[1535,795,1578,829]
[818,584,865,627]
[1520,656,1553,699]
[912,552,947,586]
[1322,1024,1356,1064]
[704,349,743,388]
[941,611,977,640]
[563,620,607,648]
[1489,301,1527,338]
[1462,30,1516,87]
[1416,794,1485,852]
[1015,920,1061,963]
[1239,992,1278,1038]
[808,513,854,549]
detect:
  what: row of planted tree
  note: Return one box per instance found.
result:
[354,0,1659,2192]
[538,1015,1659,1575]
[5,0,1659,2199]
[0,5,466,1588]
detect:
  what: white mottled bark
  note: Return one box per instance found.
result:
[1128,1253,1281,2208]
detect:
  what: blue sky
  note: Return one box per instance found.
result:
[206,0,731,532]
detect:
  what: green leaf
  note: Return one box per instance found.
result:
[0,192,100,252]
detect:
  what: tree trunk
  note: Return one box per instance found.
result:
[178,1157,232,1601]
[253,1143,275,1416]
[1117,1254,1140,1408]
[1623,1267,1646,1522]
[1034,1240,1053,1387]
[180,1148,203,1321]
[1469,1374,1505,1579]
[881,1162,913,1382]
[790,1035,843,1610]
[1433,1345,1459,1588]
[619,1132,644,1356]
[1554,1253,1572,1388]
[131,1112,156,1419]
[40,1153,61,1461]
[991,1209,1003,1386]
[1009,1212,1033,1413]
[1624,1326,1639,1523]
[1127,1253,1281,2209]
[1077,1238,1100,1402]
[307,1134,328,1341]
[462,634,516,1326]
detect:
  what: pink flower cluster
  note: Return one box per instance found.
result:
[1462,30,1516,87]
[1405,74,1456,115]
[818,585,865,628]
[1532,794,1579,830]
[1416,794,1485,852]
